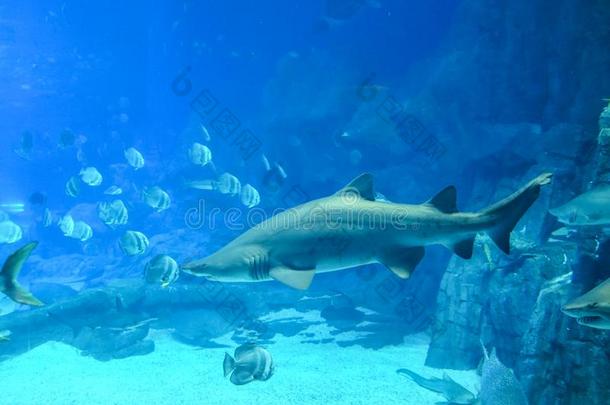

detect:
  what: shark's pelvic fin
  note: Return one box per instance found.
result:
[379,246,425,279]
[0,241,44,307]
[336,173,375,201]
[451,237,475,259]
[269,267,315,290]
[426,185,458,214]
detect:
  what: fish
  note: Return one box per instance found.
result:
[104,185,123,195]
[562,277,610,329]
[28,192,47,206]
[65,176,81,197]
[549,185,610,225]
[0,330,11,342]
[223,344,274,385]
[480,342,528,405]
[0,241,44,306]
[261,157,287,192]
[79,167,103,186]
[119,230,149,256]
[241,184,261,208]
[124,147,145,169]
[396,369,477,405]
[0,203,24,214]
[142,186,171,212]
[58,129,75,148]
[0,220,23,244]
[42,208,53,227]
[13,130,33,160]
[67,221,93,242]
[182,172,552,290]
[57,214,74,236]
[186,172,242,196]
[201,124,211,142]
[189,142,212,166]
[97,200,129,228]
[144,254,179,287]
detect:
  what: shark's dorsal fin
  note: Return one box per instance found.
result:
[336,173,375,201]
[270,267,315,290]
[379,246,425,279]
[426,186,457,213]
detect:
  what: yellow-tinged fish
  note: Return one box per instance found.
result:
[145,254,179,287]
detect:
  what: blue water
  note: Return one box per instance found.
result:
[1,1,610,404]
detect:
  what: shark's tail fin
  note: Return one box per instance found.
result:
[223,353,236,377]
[0,241,44,307]
[482,173,552,254]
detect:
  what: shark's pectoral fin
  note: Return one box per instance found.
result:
[451,237,475,259]
[379,246,425,279]
[269,267,315,290]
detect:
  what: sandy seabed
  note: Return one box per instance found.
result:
[0,322,479,405]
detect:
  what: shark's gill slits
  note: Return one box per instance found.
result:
[249,254,270,281]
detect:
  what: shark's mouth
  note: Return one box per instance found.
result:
[578,315,602,324]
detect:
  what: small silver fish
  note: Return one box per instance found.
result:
[124,147,145,170]
[240,184,261,208]
[119,230,149,256]
[42,208,53,227]
[79,167,103,186]
[144,254,179,287]
[104,185,123,195]
[187,172,241,196]
[223,344,274,385]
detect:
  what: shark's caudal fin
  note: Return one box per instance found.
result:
[0,241,44,307]
[482,173,552,254]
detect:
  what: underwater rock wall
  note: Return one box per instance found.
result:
[427,105,610,403]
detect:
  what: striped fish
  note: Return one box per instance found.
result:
[57,215,74,237]
[68,221,93,242]
[124,147,145,170]
[142,186,171,212]
[188,142,212,166]
[119,230,149,256]
[223,344,274,385]
[240,184,261,208]
[79,167,103,186]
[97,199,129,228]
[144,254,179,287]
[65,176,80,197]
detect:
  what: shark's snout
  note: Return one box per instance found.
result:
[181,261,209,276]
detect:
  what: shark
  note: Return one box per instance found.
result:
[1,241,44,306]
[396,368,477,404]
[562,277,610,329]
[182,172,552,289]
[549,185,610,226]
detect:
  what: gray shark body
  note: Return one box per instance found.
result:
[183,173,552,289]
[396,368,477,404]
[562,277,610,329]
[549,185,610,225]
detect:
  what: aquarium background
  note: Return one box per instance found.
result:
[0,1,609,404]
